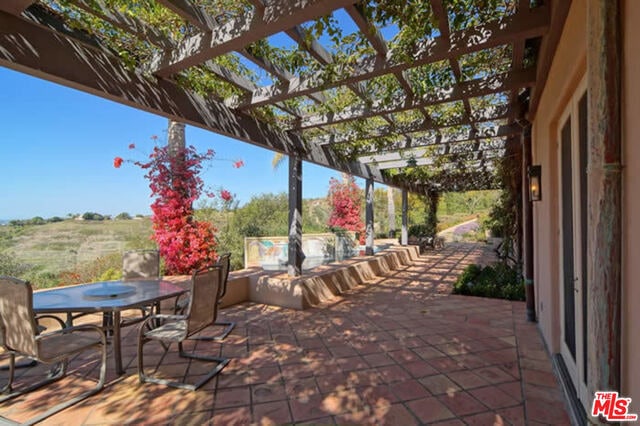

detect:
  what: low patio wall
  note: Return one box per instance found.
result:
[226,244,421,310]
[169,244,421,311]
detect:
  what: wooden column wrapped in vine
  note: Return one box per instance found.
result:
[288,156,303,276]
[365,178,374,256]
[401,190,408,246]
[587,0,622,397]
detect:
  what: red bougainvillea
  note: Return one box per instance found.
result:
[327,176,365,243]
[115,143,240,275]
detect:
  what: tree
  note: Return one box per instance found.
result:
[115,212,132,220]
[327,175,365,242]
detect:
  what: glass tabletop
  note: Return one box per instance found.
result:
[33,280,186,313]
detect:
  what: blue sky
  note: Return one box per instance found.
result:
[0,67,373,220]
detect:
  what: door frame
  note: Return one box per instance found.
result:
[557,76,589,408]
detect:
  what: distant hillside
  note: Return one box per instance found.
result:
[0,218,154,275]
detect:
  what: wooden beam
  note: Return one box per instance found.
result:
[155,0,217,31]
[238,48,326,105]
[0,11,395,186]
[357,133,511,164]
[308,105,509,145]
[527,0,571,119]
[0,0,34,15]
[232,6,549,110]
[150,0,356,77]
[294,69,535,130]
[369,149,504,170]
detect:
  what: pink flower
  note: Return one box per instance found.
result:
[128,143,136,149]
[113,157,123,168]
[220,189,232,202]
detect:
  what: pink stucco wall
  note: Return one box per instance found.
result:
[531,0,586,354]
[532,0,639,404]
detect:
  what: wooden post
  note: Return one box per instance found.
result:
[387,187,396,238]
[521,125,536,322]
[586,0,622,396]
[288,156,303,276]
[401,189,408,245]
[365,178,374,255]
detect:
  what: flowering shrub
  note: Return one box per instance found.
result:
[115,141,241,275]
[327,176,365,244]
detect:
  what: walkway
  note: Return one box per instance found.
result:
[1,243,571,425]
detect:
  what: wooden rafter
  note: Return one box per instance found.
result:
[372,150,503,170]
[230,7,549,111]
[308,105,510,146]
[293,69,535,130]
[149,0,357,77]
[2,0,33,15]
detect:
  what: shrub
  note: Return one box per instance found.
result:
[453,262,524,301]
[408,224,433,237]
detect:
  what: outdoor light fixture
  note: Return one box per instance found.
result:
[528,165,542,201]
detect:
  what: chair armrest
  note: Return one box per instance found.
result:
[139,313,187,330]
[35,315,66,333]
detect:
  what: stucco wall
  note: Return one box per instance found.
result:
[533,0,639,403]
[531,0,587,354]
[622,0,640,402]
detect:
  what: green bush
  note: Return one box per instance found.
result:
[408,224,434,237]
[453,262,524,301]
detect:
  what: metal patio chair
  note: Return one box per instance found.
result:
[0,276,107,426]
[137,266,229,391]
[175,253,236,341]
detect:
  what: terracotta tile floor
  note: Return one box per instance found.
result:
[1,242,571,425]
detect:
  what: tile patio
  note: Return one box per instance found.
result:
[0,243,571,425]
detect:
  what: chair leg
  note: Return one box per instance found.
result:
[0,343,106,426]
[190,321,236,342]
[0,353,15,394]
[138,338,228,391]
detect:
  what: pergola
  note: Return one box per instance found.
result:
[0,0,568,277]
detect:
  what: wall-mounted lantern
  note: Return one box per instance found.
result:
[528,165,542,201]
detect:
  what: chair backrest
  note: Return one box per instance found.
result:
[185,266,222,337]
[215,253,231,300]
[122,250,160,280]
[0,276,39,356]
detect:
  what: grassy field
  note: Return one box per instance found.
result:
[0,218,154,275]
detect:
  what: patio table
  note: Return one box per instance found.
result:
[33,280,186,375]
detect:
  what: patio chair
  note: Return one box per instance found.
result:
[0,276,107,426]
[174,253,235,341]
[122,249,160,280]
[101,249,161,332]
[137,266,230,391]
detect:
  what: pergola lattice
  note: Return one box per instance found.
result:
[0,0,568,195]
